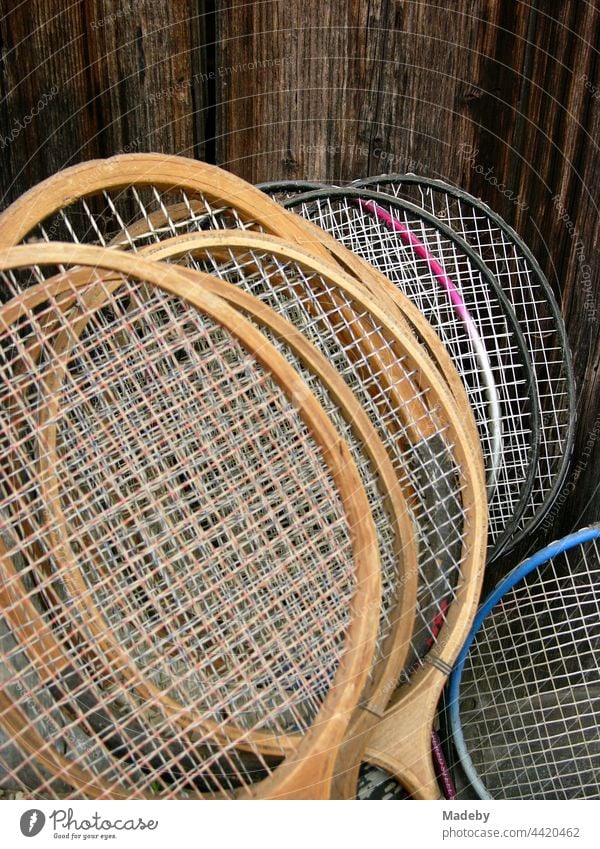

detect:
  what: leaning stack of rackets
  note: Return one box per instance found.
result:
[0,154,593,802]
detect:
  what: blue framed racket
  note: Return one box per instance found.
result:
[449,524,600,799]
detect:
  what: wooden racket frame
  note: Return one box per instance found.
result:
[0,153,472,439]
[0,243,381,800]
[125,230,488,799]
[0,154,335,262]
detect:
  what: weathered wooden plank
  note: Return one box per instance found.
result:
[216,0,382,179]
[0,0,203,205]
[215,1,486,183]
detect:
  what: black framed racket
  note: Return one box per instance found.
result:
[355,174,576,549]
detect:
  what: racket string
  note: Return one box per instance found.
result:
[370,180,572,539]
[1,270,366,797]
[157,245,469,674]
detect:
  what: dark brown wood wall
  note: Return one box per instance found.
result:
[1,0,598,551]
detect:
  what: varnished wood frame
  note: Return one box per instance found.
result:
[0,243,381,800]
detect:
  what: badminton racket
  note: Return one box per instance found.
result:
[48,227,488,800]
[449,524,600,799]
[0,243,380,799]
[30,237,422,794]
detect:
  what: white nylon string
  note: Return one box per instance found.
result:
[459,537,600,799]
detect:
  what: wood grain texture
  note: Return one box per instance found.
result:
[0,0,205,205]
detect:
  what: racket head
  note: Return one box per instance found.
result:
[257,180,329,201]
[356,173,576,547]
[281,186,540,561]
[126,230,488,796]
[0,153,332,264]
[0,243,380,799]
[449,524,600,800]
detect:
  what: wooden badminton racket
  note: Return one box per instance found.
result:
[0,243,381,799]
